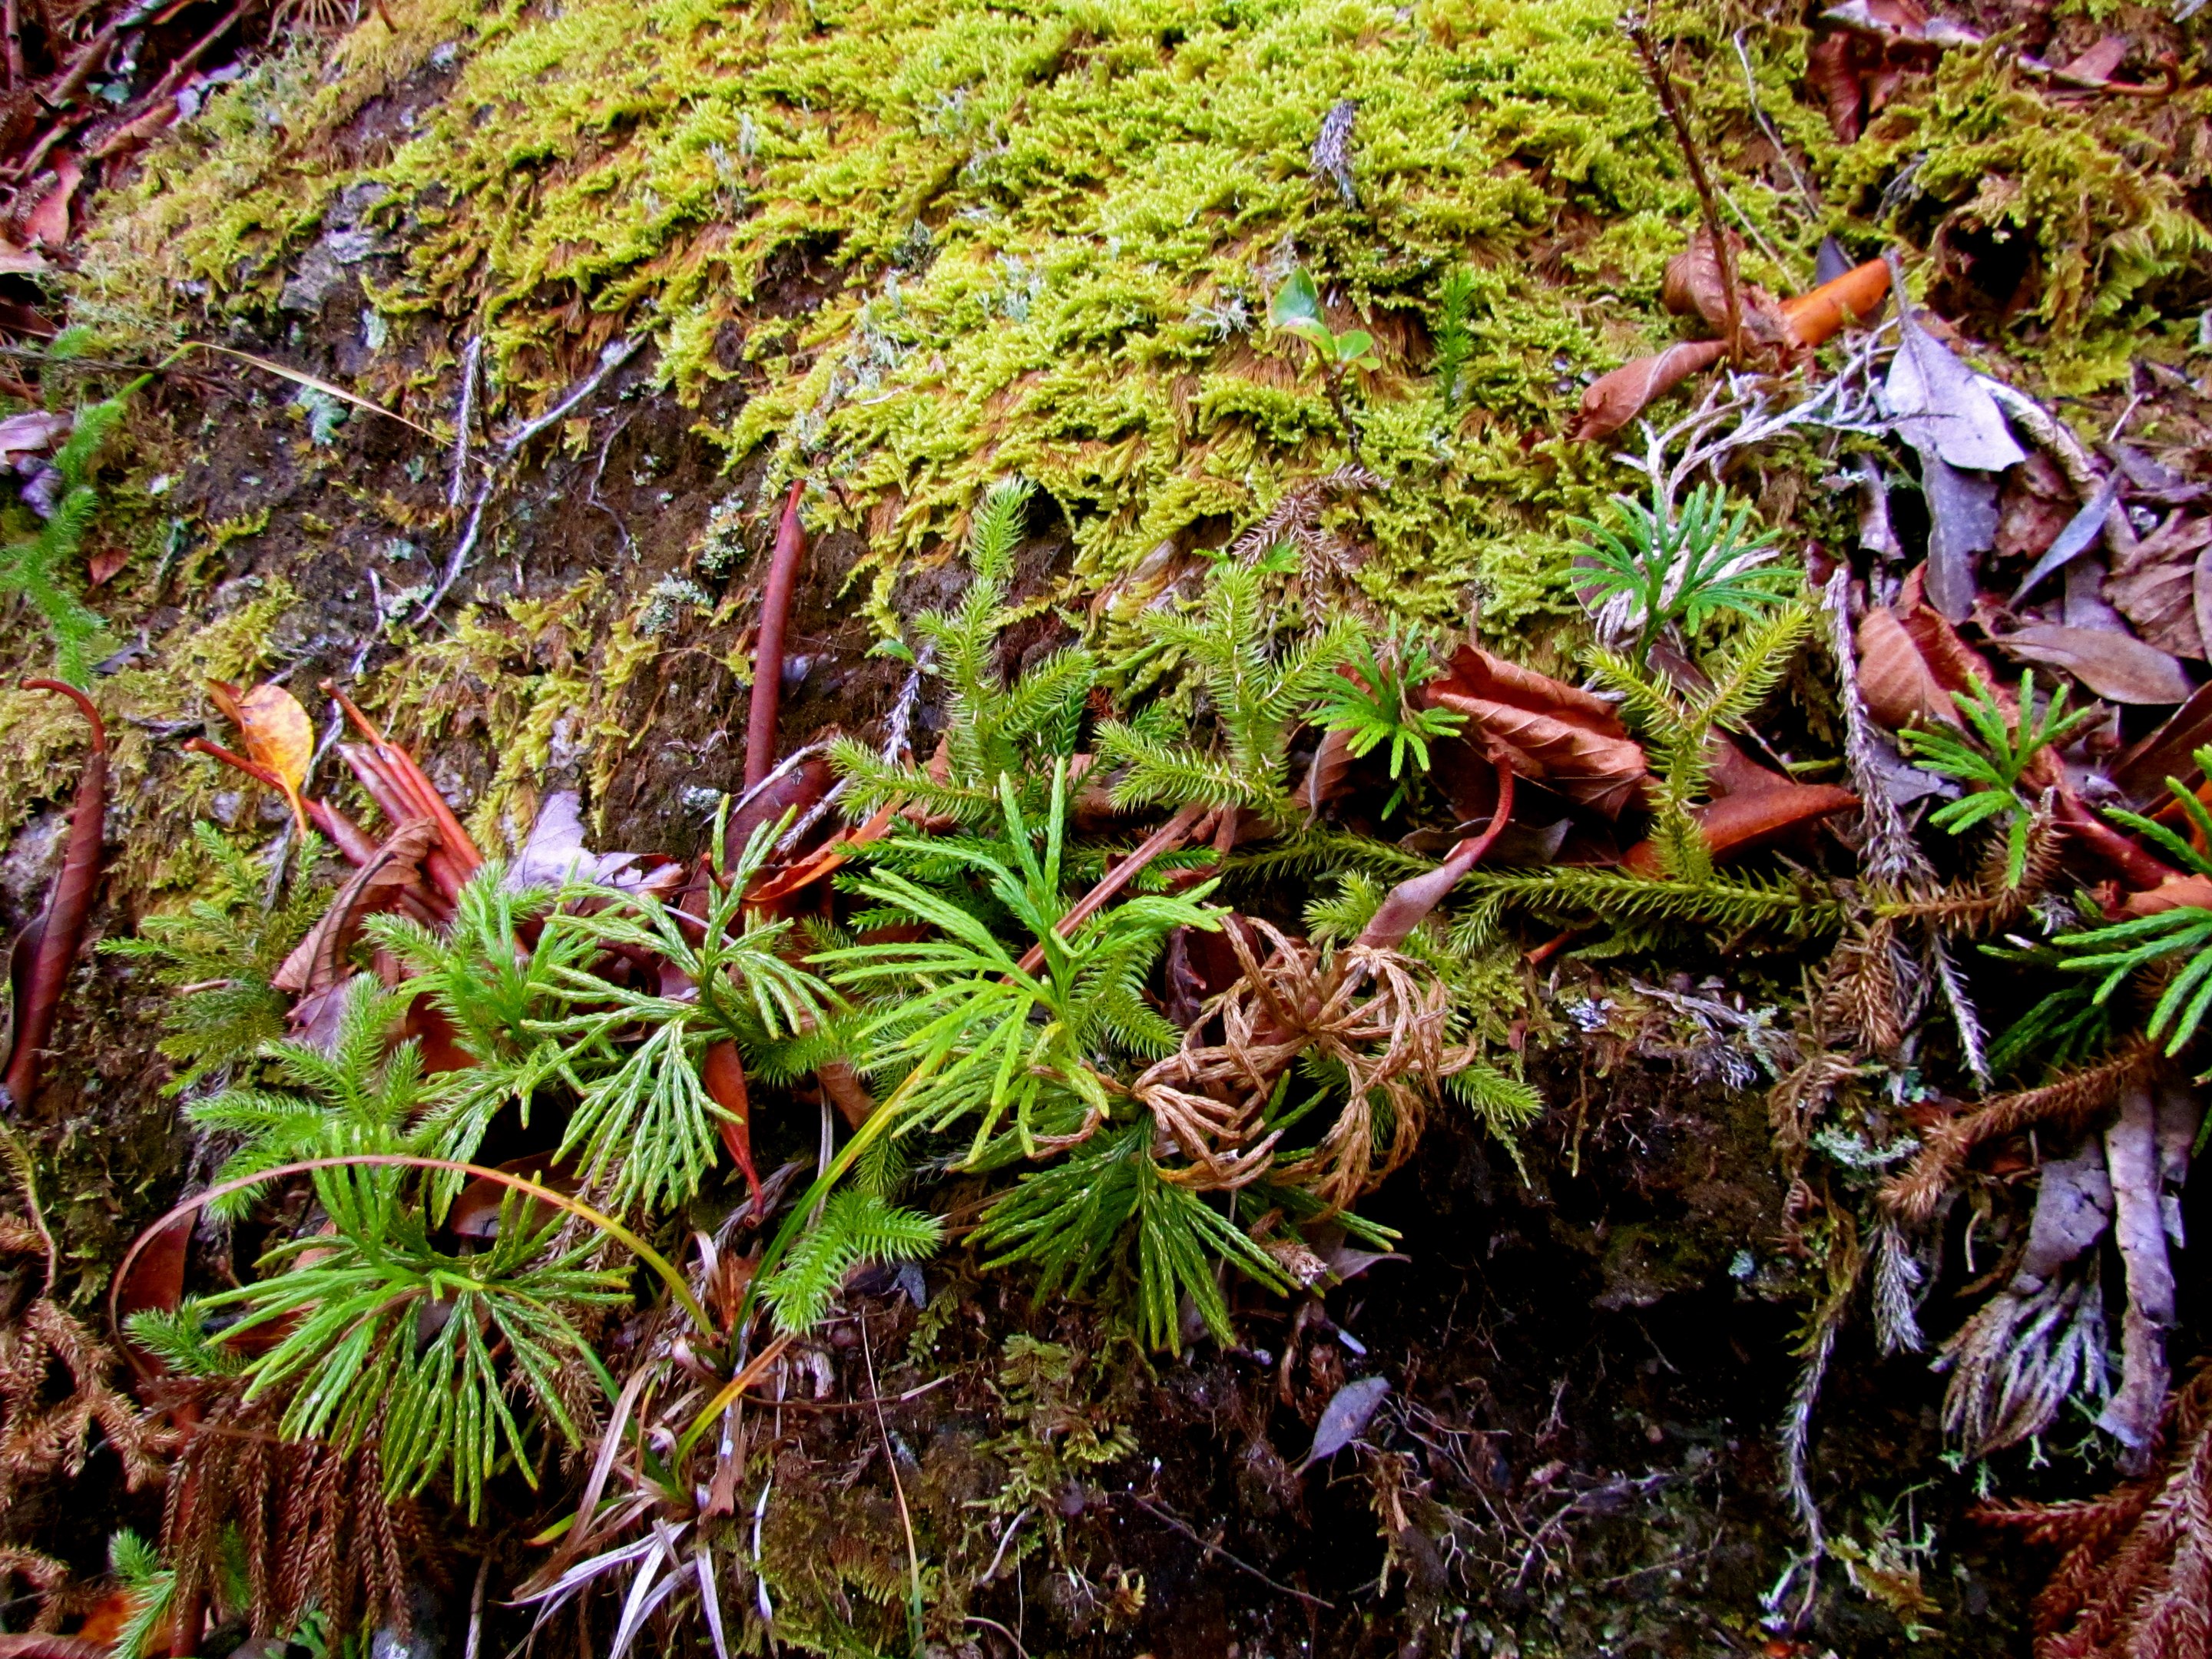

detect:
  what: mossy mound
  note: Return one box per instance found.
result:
[66,0,2208,650]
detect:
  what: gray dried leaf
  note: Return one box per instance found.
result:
[1922,453,1999,621]
[1884,270,2026,473]
[1987,621,2194,705]
[1303,1375,1390,1466]
[509,790,647,890]
[2012,475,2120,608]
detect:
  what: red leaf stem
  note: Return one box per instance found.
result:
[1356,757,1515,952]
[4,681,106,1108]
[745,480,808,793]
[1014,800,1209,976]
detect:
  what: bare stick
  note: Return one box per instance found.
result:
[448,336,481,510]
[1626,18,1743,361]
[1014,800,1209,975]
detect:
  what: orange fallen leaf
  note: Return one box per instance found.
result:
[703,1039,763,1213]
[209,679,314,836]
[1781,257,1889,349]
[1622,783,1859,874]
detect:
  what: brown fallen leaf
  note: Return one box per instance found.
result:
[2111,681,2212,807]
[2105,514,2212,661]
[85,547,127,587]
[209,680,314,835]
[272,819,437,995]
[1856,605,1964,730]
[22,155,82,249]
[2122,874,2212,918]
[1567,339,1727,445]
[1622,782,1860,874]
[1985,621,2194,707]
[1425,644,1648,816]
[1994,452,2073,561]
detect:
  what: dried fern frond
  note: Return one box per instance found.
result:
[1978,1364,2212,1659]
[1882,1042,2156,1224]
[0,1298,171,1512]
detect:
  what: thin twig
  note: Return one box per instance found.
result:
[497,336,641,457]
[449,336,482,511]
[1125,1493,1334,1610]
[1731,30,1820,216]
[1626,18,1742,360]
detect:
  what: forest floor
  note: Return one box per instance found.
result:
[3,0,2212,1655]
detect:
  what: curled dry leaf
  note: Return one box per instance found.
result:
[2104,514,2212,661]
[1566,339,1727,444]
[1425,644,1647,816]
[272,818,437,995]
[1985,621,2194,707]
[208,680,314,835]
[1661,227,1794,354]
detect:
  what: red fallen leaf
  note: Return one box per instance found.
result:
[402,998,475,1074]
[85,546,127,587]
[2122,874,2212,918]
[1566,339,1727,444]
[1302,720,1357,815]
[1806,31,1866,140]
[5,682,106,1111]
[2051,34,2129,87]
[272,819,437,995]
[1621,783,1860,874]
[111,1211,189,1380]
[1426,644,1649,816]
[703,1040,763,1214]
[1985,621,2194,707]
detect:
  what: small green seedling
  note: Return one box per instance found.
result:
[1901,673,2101,889]
[1272,267,1376,449]
[1314,628,1467,817]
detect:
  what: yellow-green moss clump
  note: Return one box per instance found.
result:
[69,0,2212,631]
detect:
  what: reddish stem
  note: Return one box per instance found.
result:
[1356,758,1515,952]
[5,682,107,1108]
[746,481,808,793]
[323,682,482,881]
[2057,790,2181,892]
[1015,801,1209,976]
